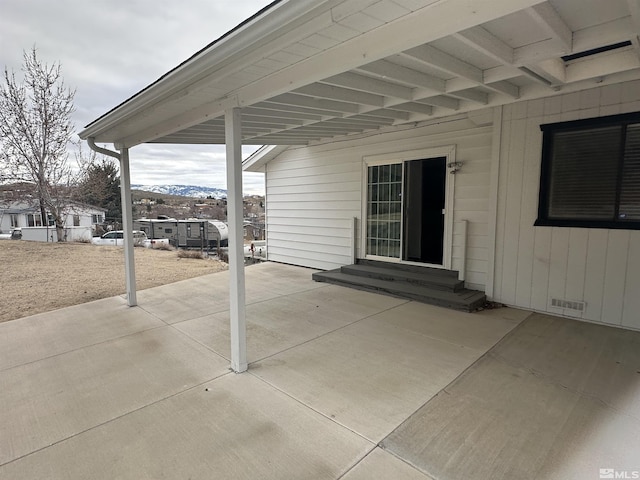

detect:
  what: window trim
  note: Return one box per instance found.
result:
[535,111,640,230]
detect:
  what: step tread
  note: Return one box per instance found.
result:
[312,270,485,311]
[356,259,459,277]
[341,264,463,291]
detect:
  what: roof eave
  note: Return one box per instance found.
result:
[79,0,329,143]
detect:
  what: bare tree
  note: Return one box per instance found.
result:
[0,47,76,241]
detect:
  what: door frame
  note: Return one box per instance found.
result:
[361,145,457,270]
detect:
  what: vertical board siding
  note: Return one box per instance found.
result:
[496,79,640,329]
[266,118,493,287]
[622,231,640,330]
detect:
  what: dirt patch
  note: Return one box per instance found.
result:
[0,240,227,323]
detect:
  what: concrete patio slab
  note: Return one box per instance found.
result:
[343,448,435,480]
[136,262,325,324]
[493,313,640,417]
[363,301,528,351]
[174,292,370,363]
[243,261,326,296]
[136,272,232,323]
[382,313,640,480]
[251,304,524,442]
[0,326,229,466]
[2,263,638,479]
[290,283,408,317]
[0,373,373,480]
[0,296,164,371]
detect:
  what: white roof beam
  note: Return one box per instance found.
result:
[448,89,489,105]
[524,58,566,86]
[116,0,548,146]
[455,27,513,64]
[573,18,636,53]
[483,65,519,83]
[526,2,572,53]
[295,124,366,132]
[258,101,345,117]
[514,38,567,65]
[631,36,640,59]
[388,102,433,115]
[360,109,411,120]
[485,80,521,98]
[321,72,414,100]
[241,115,305,127]
[293,83,386,107]
[566,48,640,83]
[404,43,518,100]
[415,95,459,110]
[357,60,446,92]
[402,45,483,83]
[456,26,557,87]
[625,1,640,60]
[348,114,396,124]
[627,0,640,29]
[265,94,361,114]
[327,115,393,125]
[242,106,323,122]
[446,76,519,99]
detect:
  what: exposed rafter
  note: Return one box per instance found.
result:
[81,0,640,147]
[527,2,573,52]
[357,60,446,92]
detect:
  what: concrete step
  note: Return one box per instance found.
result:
[312,270,486,312]
[341,264,464,292]
[356,259,460,278]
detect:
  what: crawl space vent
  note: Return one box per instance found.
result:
[550,298,586,311]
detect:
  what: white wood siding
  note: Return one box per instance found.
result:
[265,118,493,289]
[494,80,640,330]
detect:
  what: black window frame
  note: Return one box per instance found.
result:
[535,111,640,230]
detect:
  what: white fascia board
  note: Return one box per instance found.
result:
[79,0,334,142]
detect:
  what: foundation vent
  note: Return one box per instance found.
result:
[550,298,586,311]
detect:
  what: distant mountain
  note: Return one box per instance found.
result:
[132,184,227,198]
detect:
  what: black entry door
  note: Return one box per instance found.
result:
[402,157,446,265]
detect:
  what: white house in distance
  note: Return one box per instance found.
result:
[79,0,640,371]
[0,199,106,242]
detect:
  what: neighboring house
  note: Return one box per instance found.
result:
[0,200,106,242]
[79,0,640,370]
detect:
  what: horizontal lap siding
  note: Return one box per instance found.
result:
[495,80,640,330]
[265,118,493,288]
[266,148,360,270]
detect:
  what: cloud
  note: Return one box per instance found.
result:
[1,0,273,194]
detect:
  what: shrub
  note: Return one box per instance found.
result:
[152,242,174,251]
[177,249,205,260]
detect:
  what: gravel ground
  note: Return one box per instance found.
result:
[0,240,227,323]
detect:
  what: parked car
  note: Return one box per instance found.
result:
[91,230,170,248]
[0,228,22,240]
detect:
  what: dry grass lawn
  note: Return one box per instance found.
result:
[0,240,227,323]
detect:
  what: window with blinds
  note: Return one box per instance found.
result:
[536,112,640,229]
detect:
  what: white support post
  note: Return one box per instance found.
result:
[119,147,137,306]
[225,108,247,373]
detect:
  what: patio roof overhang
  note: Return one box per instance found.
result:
[78,0,640,374]
[79,0,640,149]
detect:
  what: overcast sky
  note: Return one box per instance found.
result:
[1,0,275,194]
